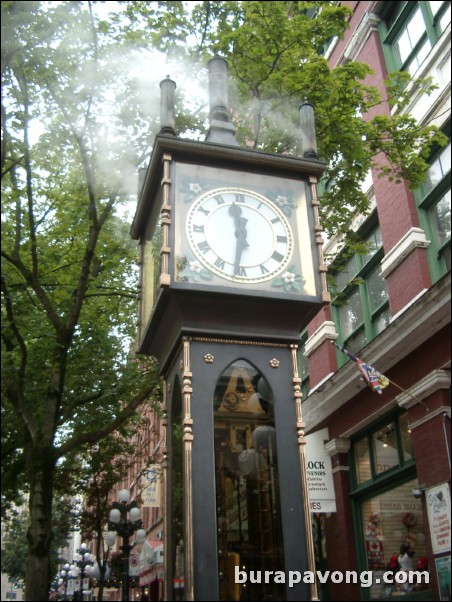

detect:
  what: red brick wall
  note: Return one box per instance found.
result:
[385,248,432,315]
[324,457,360,600]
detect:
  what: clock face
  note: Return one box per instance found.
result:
[186,187,294,283]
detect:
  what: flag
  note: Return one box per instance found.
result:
[333,342,389,394]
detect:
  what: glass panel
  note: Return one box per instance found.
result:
[399,413,414,462]
[406,8,424,49]
[396,29,412,64]
[372,422,399,474]
[407,39,432,75]
[214,360,285,601]
[431,189,451,246]
[355,436,372,484]
[425,143,451,194]
[439,4,451,31]
[338,288,364,339]
[396,7,424,64]
[439,142,451,175]
[363,227,383,263]
[367,266,389,313]
[334,255,358,291]
[425,156,444,193]
[428,0,444,16]
[361,479,431,599]
[373,307,391,336]
[345,327,368,355]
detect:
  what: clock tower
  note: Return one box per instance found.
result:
[132,57,329,601]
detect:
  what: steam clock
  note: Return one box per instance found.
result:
[131,58,329,601]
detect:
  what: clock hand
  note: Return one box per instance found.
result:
[229,204,249,275]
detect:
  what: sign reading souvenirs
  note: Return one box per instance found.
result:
[305,428,336,513]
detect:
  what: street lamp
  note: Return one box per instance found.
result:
[57,563,72,601]
[106,489,146,602]
[72,543,94,601]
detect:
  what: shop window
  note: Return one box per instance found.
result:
[331,225,390,361]
[352,413,431,599]
[416,138,451,282]
[361,479,432,599]
[353,413,414,486]
[379,1,451,75]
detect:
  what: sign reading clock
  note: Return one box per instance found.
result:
[174,163,318,298]
[186,187,293,283]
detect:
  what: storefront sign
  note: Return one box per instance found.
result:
[141,465,161,507]
[426,483,451,554]
[305,428,336,513]
[129,551,141,576]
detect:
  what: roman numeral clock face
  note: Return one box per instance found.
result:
[186,188,294,284]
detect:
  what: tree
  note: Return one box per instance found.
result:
[1,2,162,599]
[77,412,157,602]
[1,498,74,586]
[128,0,446,240]
[2,2,446,600]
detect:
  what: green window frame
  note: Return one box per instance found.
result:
[350,411,415,490]
[416,133,451,282]
[331,223,391,364]
[379,1,451,75]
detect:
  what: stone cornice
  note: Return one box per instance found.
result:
[396,369,451,409]
[325,438,351,456]
[380,227,430,279]
[304,321,338,357]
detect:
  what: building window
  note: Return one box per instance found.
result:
[331,225,390,360]
[380,1,451,75]
[360,479,431,599]
[416,138,451,281]
[352,413,413,486]
[351,413,431,599]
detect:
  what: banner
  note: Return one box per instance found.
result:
[305,428,336,513]
[141,465,161,507]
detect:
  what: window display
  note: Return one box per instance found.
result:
[361,480,431,598]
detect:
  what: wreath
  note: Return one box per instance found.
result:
[402,512,417,529]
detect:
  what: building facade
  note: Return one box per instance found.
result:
[303,1,450,600]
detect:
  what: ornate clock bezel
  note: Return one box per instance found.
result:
[185,186,295,284]
[173,162,318,299]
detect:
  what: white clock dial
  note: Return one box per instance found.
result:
[186,187,294,283]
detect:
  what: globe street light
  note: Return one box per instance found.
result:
[106,489,146,602]
[57,563,72,601]
[72,543,94,601]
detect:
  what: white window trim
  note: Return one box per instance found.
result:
[380,227,430,278]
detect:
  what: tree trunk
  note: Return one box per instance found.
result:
[25,440,56,601]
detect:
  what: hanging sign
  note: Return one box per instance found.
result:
[426,482,451,554]
[305,427,336,513]
[141,465,161,507]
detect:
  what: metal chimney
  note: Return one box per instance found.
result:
[160,76,177,135]
[205,57,239,146]
[299,99,318,159]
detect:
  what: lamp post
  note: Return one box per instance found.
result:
[72,543,94,601]
[106,489,146,602]
[57,563,72,601]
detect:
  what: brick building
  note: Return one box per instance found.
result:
[302,2,450,600]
